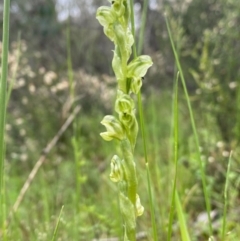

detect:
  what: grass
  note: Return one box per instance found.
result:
[130,0,158,239]
[165,12,213,237]
[0,0,11,240]
[2,89,240,240]
[221,151,232,240]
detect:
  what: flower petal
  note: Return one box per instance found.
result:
[127,55,153,78]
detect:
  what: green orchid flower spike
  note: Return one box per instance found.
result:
[96,1,152,240]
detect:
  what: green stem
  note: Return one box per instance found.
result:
[66,17,74,102]
[167,72,179,241]
[121,139,137,207]
[51,206,64,241]
[129,0,137,58]
[0,0,11,236]
[165,14,213,236]
[129,0,158,239]
[137,0,149,55]
[7,32,21,105]
[221,151,232,240]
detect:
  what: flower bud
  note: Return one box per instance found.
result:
[100,115,125,141]
[135,194,144,216]
[110,155,123,182]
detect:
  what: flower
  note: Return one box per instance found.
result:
[100,115,125,141]
[96,6,116,27]
[127,55,153,94]
[115,90,134,115]
[110,155,123,182]
[96,6,116,41]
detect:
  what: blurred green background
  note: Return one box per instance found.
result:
[1,0,240,240]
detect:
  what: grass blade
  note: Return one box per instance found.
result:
[6,32,21,105]
[51,205,64,241]
[0,0,11,238]
[175,191,191,241]
[137,0,149,55]
[130,0,158,239]
[221,151,233,239]
[165,13,213,236]
[167,72,179,241]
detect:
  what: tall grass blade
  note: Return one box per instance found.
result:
[6,32,21,105]
[165,14,213,236]
[137,0,149,55]
[66,16,74,102]
[51,205,64,241]
[130,0,158,239]
[129,0,137,58]
[175,191,191,241]
[221,151,232,240]
[0,0,11,239]
[167,72,179,241]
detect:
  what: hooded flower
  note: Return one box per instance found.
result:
[127,55,153,94]
[115,90,134,115]
[110,155,123,182]
[100,115,125,141]
[115,91,138,149]
[96,6,116,27]
[96,6,116,41]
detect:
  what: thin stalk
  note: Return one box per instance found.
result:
[66,18,83,238]
[165,14,213,235]
[221,151,232,240]
[175,191,191,241]
[237,79,240,142]
[51,206,64,241]
[167,72,179,241]
[0,0,11,238]
[129,0,158,239]
[150,92,166,235]
[66,15,80,210]
[137,0,149,55]
[7,32,21,105]
[66,16,74,102]
[129,0,137,58]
